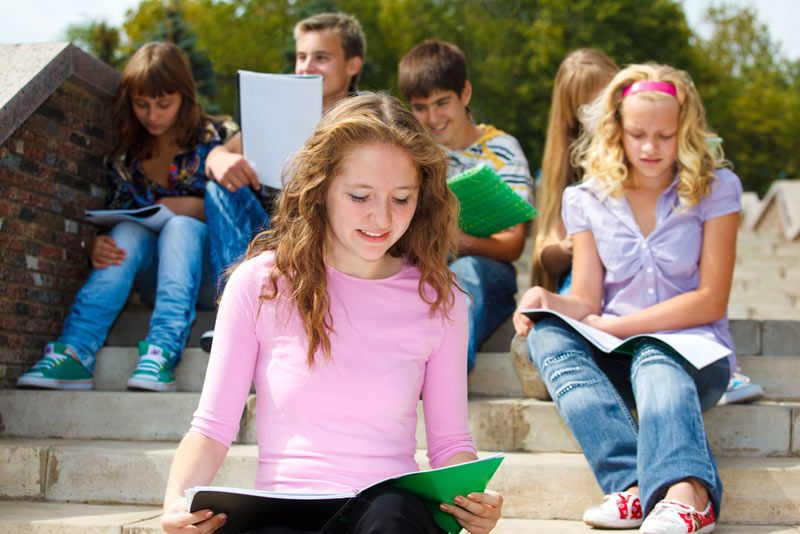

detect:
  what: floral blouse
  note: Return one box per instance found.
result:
[105,119,238,209]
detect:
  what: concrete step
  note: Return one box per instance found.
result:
[0,501,795,534]
[93,347,210,392]
[3,389,797,457]
[738,355,800,402]
[418,398,800,458]
[105,308,214,348]
[729,306,800,321]
[2,440,798,524]
[92,346,523,395]
[0,501,160,534]
[51,318,800,396]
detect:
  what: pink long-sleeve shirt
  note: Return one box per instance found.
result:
[190,251,476,493]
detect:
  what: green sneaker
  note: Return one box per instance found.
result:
[17,342,93,390]
[126,341,177,392]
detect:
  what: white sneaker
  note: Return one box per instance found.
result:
[718,371,764,405]
[640,499,716,533]
[583,491,643,529]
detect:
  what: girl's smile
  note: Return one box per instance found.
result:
[325,142,419,279]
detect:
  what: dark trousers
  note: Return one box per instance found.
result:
[248,487,444,534]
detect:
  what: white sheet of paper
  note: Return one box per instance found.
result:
[85,204,175,232]
[521,308,730,369]
[238,71,323,188]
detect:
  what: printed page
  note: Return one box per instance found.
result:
[521,309,729,369]
[238,71,323,188]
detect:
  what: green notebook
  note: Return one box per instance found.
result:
[187,454,504,534]
[447,164,537,237]
[379,453,505,533]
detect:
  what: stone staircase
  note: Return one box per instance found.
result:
[1,231,798,533]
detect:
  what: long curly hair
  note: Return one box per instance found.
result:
[532,49,618,290]
[573,63,725,207]
[113,42,207,160]
[243,93,459,366]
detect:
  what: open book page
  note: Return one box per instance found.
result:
[238,71,323,188]
[85,204,175,232]
[186,453,504,534]
[521,309,729,369]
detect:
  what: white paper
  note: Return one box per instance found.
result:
[85,204,175,232]
[238,71,323,188]
[185,486,356,506]
[521,308,730,369]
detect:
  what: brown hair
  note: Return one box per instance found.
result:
[398,40,468,100]
[243,93,459,365]
[532,49,618,290]
[294,12,366,92]
[113,42,206,159]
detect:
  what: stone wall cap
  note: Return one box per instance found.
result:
[0,42,120,146]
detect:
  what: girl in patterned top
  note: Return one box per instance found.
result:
[514,63,741,533]
[17,42,235,392]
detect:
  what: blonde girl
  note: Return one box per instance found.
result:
[161,93,503,534]
[514,64,741,534]
[532,48,618,291]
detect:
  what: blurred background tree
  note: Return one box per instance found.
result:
[65,0,798,194]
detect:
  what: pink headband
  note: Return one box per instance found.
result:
[622,81,677,99]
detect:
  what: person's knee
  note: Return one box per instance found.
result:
[161,215,207,243]
[109,221,154,253]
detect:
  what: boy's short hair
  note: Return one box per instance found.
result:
[398,40,468,100]
[294,12,366,61]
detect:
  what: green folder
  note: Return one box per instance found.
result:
[447,164,537,237]
[379,453,505,533]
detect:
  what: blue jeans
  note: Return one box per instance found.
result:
[450,256,517,372]
[527,317,729,517]
[59,216,210,371]
[204,182,269,291]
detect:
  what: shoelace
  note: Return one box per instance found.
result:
[649,501,688,522]
[33,351,69,370]
[136,351,169,372]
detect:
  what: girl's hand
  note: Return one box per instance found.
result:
[90,235,125,269]
[512,286,552,337]
[208,150,260,192]
[441,489,503,534]
[582,314,619,334]
[161,496,227,534]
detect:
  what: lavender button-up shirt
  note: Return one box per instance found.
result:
[563,168,742,367]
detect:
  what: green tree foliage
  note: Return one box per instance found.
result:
[692,5,799,194]
[66,20,123,67]
[70,0,797,191]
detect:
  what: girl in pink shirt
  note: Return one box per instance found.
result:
[161,93,503,533]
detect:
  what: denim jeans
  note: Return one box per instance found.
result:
[204,181,269,291]
[527,316,729,517]
[59,216,210,371]
[450,255,517,372]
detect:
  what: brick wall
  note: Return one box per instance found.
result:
[0,78,116,387]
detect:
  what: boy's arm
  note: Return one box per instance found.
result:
[205,132,260,191]
[457,222,526,262]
